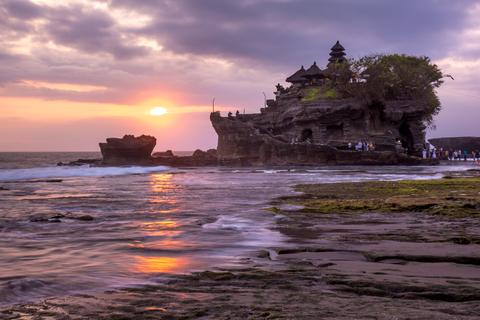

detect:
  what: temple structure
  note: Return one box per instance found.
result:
[328,40,347,65]
[210,41,432,166]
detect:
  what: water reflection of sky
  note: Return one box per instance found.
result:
[148,173,179,206]
[1,165,472,306]
[131,173,192,274]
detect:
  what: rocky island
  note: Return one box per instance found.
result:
[211,41,443,166]
[99,134,157,165]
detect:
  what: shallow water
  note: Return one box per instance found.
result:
[0,153,474,306]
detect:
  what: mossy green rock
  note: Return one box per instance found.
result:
[280,177,480,216]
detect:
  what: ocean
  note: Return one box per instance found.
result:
[0,152,472,307]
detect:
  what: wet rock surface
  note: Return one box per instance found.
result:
[57,159,101,166]
[2,174,480,319]
[29,213,95,223]
[275,176,480,216]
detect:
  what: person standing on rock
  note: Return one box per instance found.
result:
[422,148,427,159]
[356,141,362,151]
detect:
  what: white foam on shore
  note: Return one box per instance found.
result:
[0,165,171,182]
[202,214,285,247]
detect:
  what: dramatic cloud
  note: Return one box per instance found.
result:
[44,5,149,59]
[112,0,472,63]
[0,0,479,150]
[2,0,41,19]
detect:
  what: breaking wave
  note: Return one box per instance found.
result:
[0,165,171,182]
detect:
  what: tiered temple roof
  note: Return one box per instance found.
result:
[285,41,347,84]
[328,40,347,64]
[304,61,324,79]
[285,65,307,83]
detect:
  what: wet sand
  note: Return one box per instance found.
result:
[2,173,480,319]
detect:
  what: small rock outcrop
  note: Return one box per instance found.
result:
[99,135,156,165]
[152,150,175,158]
[57,159,100,166]
[152,148,218,166]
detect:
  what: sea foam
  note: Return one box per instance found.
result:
[0,165,170,182]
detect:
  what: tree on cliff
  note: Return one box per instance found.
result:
[348,54,444,126]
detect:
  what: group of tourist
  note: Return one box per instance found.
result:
[422,145,480,163]
[421,148,438,159]
[348,141,376,152]
[289,136,479,164]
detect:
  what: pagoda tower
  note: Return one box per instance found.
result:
[328,40,347,65]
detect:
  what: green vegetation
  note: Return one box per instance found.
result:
[300,54,444,127]
[349,54,444,125]
[301,86,338,101]
[301,87,321,102]
[276,177,480,216]
[323,88,337,99]
[322,54,444,126]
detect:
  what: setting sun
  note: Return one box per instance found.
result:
[150,107,168,116]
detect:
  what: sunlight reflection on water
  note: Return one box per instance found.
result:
[130,173,193,274]
[133,256,191,273]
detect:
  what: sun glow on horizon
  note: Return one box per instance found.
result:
[150,106,168,116]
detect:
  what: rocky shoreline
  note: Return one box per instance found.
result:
[58,134,439,168]
[2,171,479,319]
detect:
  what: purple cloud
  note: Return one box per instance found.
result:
[0,0,479,142]
[1,0,41,19]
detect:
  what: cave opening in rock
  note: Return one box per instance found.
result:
[399,122,414,153]
[300,128,313,143]
[326,124,344,140]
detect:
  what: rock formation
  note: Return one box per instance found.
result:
[152,149,218,166]
[152,150,175,158]
[91,135,219,166]
[211,41,437,166]
[99,135,156,165]
[429,137,480,152]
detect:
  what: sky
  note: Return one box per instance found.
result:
[0,0,479,151]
